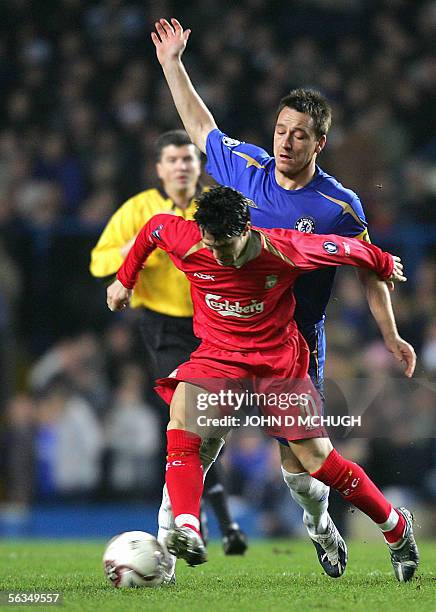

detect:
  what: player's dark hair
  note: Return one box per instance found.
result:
[155,129,201,161]
[276,88,332,138]
[194,186,251,239]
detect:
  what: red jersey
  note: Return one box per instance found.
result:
[117,214,393,352]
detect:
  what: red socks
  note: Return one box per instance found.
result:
[311,449,406,544]
[166,435,406,545]
[165,429,203,534]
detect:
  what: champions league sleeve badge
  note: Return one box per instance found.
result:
[323,241,339,254]
[222,136,241,147]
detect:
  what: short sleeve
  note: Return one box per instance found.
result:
[205,128,272,189]
[333,194,369,239]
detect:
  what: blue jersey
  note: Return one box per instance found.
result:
[206,129,369,390]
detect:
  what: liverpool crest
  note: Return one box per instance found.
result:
[265,275,278,289]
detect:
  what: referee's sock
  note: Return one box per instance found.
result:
[204,462,233,534]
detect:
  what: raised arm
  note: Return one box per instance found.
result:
[151,18,217,153]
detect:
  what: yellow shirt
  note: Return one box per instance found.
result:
[90,188,199,317]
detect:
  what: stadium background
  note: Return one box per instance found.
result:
[0,0,435,540]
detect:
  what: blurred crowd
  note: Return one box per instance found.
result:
[0,0,435,536]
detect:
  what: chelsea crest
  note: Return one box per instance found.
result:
[295,217,316,233]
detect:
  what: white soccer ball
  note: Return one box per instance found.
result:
[103,531,166,588]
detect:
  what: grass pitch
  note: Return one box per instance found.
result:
[0,539,435,611]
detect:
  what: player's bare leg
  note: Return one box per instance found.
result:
[279,442,347,578]
[288,437,419,582]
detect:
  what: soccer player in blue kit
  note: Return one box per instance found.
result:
[151,18,417,580]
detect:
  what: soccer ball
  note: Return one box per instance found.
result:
[103,531,166,588]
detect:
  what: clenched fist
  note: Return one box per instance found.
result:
[107,279,132,312]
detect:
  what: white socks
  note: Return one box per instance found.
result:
[378,506,400,533]
[281,468,330,535]
[157,483,177,578]
[157,483,174,543]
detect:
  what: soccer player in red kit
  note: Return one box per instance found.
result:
[107,186,419,582]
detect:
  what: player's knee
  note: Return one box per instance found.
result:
[301,450,330,473]
[290,439,333,474]
[279,440,306,473]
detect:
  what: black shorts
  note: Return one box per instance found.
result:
[139,308,200,380]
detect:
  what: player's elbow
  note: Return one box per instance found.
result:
[357,267,378,287]
[357,268,390,304]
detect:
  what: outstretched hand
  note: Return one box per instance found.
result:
[151,18,191,66]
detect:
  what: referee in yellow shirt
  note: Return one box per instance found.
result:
[90,130,247,555]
